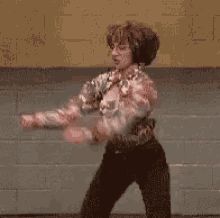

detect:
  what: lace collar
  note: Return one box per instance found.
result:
[108,64,140,84]
[104,64,145,95]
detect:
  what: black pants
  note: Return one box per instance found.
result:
[80,136,171,218]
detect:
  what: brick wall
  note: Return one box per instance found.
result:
[0,0,220,67]
[0,68,219,215]
[0,0,220,216]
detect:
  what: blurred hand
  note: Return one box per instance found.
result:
[20,115,36,129]
[63,126,88,144]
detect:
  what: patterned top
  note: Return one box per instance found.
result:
[32,65,157,145]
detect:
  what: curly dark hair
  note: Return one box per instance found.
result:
[106,20,160,66]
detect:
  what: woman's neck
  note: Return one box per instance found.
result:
[118,63,138,74]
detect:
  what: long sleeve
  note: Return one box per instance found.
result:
[76,71,158,145]
[24,71,110,129]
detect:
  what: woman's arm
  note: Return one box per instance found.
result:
[20,72,110,129]
[20,97,82,129]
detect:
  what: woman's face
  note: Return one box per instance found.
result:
[111,41,133,71]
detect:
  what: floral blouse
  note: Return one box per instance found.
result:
[32,65,157,145]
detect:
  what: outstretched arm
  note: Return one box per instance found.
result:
[20,71,110,129]
[20,96,82,129]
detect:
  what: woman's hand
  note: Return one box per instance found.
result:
[63,126,92,144]
[20,114,37,129]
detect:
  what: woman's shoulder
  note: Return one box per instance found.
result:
[93,70,110,82]
[93,68,120,84]
[86,69,112,90]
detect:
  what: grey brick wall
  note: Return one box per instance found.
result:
[0,67,219,215]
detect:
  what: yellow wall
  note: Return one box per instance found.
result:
[0,0,220,67]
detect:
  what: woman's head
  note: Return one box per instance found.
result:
[106,20,160,70]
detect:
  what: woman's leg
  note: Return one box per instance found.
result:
[80,147,134,218]
[135,141,171,217]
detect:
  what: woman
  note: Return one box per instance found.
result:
[21,20,171,217]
